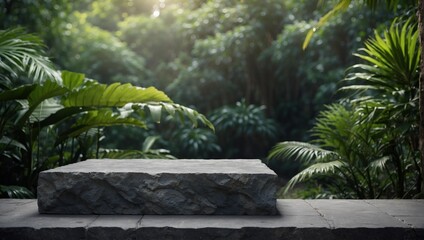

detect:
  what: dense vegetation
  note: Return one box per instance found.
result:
[0,0,422,198]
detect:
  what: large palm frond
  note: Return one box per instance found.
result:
[0,28,60,83]
[268,141,339,165]
[284,160,347,193]
[268,137,345,193]
[340,17,420,97]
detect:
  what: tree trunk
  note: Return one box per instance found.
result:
[418,0,424,197]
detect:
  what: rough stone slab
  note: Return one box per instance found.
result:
[1,199,424,240]
[37,159,277,215]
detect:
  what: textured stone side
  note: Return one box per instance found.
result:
[37,159,277,215]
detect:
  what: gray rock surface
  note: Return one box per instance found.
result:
[37,159,277,215]
[1,199,424,240]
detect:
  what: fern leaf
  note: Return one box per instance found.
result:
[268,141,338,164]
[284,160,346,193]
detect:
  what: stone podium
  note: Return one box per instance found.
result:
[37,159,277,215]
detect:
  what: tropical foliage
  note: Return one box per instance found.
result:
[0,28,60,85]
[169,126,221,158]
[302,0,416,49]
[0,28,212,198]
[1,0,421,199]
[269,17,421,199]
[3,0,394,144]
[210,100,278,158]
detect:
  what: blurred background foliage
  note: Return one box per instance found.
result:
[1,0,420,198]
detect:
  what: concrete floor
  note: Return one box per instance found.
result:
[1,199,423,240]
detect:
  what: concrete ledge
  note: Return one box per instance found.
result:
[1,199,423,240]
[37,159,277,215]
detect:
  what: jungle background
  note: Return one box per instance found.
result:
[0,0,421,199]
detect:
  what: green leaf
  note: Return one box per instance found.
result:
[17,80,67,126]
[98,148,175,159]
[0,28,60,82]
[368,156,390,171]
[29,98,63,123]
[302,28,315,50]
[338,85,379,92]
[27,80,66,108]
[36,106,90,129]
[284,160,346,193]
[142,136,159,152]
[268,141,339,164]
[343,17,419,103]
[56,109,147,144]
[0,185,34,199]
[62,71,85,90]
[147,105,162,123]
[0,84,36,101]
[132,102,214,131]
[0,136,26,149]
[303,0,351,50]
[62,83,172,108]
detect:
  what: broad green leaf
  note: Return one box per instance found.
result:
[183,107,198,127]
[131,102,214,131]
[0,84,36,101]
[56,109,147,144]
[62,83,172,107]
[163,103,176,116]
[15,80,67,127]
[29,98,63,123]
[27,80,67,107]
[62,71,85,90]
[37,106,91,129]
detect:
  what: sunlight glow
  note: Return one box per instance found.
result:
[152,0,166,18]
[152,9,160,18]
